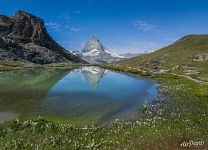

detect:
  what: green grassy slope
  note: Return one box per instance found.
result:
[114,34,208,78]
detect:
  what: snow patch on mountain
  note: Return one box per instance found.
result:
[105,50,124,58]
[82,49,101,57]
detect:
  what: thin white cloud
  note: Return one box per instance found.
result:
[70,27,80,32]
[45,22,61,29]
[65,25,70,29]
[64,16,71,20]
[134,20,154,31]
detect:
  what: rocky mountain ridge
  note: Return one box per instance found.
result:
[0,10,84,64]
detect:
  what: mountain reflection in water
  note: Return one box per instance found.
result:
[0,66,159,124]
[81,66,106,89]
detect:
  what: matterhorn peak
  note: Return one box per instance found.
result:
[91,35,98,40]
[82,36,105,53]
[80,35,124,64]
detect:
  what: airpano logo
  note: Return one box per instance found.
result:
[180,140,205,148]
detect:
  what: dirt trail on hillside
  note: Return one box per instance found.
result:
[169,73,208,84]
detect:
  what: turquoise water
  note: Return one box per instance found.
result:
[0,66,159,124]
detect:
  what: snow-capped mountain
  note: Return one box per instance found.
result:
[80,36,124,64]
[82,36,105,53]
[69,36,141,64]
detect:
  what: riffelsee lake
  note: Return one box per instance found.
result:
[0,66,158,124]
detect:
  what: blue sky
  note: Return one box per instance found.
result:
[1,0,208,53]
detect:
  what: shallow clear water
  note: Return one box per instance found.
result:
[0,66,158,124]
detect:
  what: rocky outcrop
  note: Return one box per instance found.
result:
[0,10,84,64]
[193,53,208,62]
[144,57,166,73]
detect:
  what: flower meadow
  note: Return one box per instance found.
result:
[0,73,208,149]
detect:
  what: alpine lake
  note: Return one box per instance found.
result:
[0,66,159,125]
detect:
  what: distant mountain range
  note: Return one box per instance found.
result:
[0,10,84,64]
[119,53,141,58]
[4,10,206,70]
[71,36,140,64]
[71,36,124,64]
[0,10,142,65]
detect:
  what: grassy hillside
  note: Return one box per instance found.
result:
[114,34,208,80]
